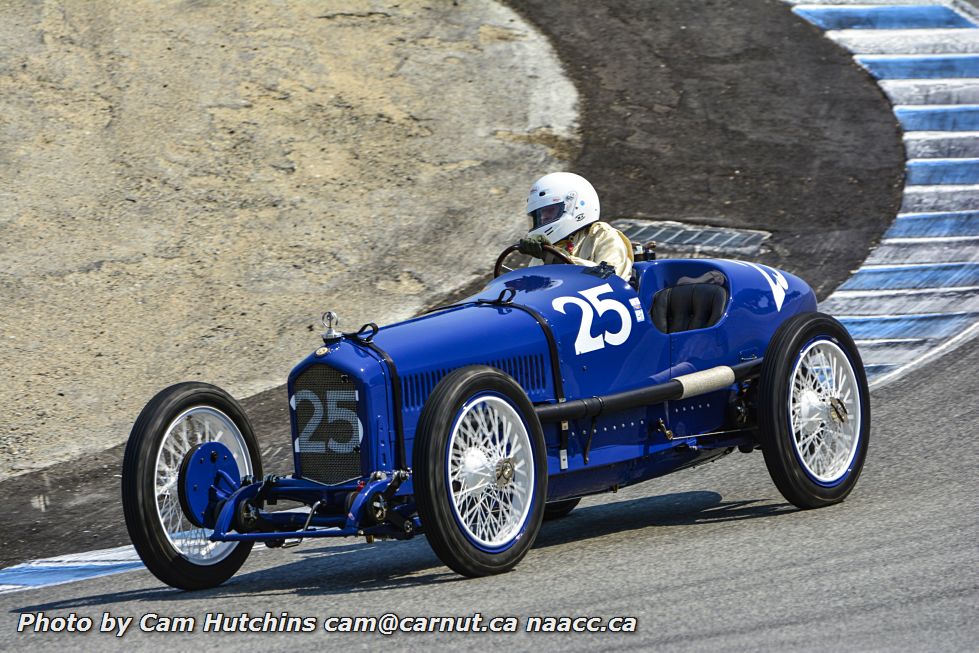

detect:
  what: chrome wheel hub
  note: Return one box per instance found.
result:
[797,389,825,436]
[460,447,490,488]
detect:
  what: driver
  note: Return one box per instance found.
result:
[519,172,633,280]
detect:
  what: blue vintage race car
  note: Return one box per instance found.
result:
[122,245,870,590]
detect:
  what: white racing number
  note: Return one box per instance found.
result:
[552,283,635,355]
[293,389,364,454]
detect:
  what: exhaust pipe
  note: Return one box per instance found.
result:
[534,359,761,423]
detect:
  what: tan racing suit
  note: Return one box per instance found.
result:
[540,221,634,280]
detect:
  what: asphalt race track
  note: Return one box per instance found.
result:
[2,339,976,650]
[1,1,977,651]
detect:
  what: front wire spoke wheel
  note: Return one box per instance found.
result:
[447,396,534,549]
[414,366,547,577]
[122,382,263,590]
[154,406,252,564]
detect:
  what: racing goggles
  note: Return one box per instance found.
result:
[530,201,566,230]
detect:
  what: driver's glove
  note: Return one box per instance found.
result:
[518,235,549,259]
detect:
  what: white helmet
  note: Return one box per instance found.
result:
[526,172,600,244]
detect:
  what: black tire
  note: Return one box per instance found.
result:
[414,366,547,577]
[543,498,581,521]
[121,382,262,590]
[757,312,870,509]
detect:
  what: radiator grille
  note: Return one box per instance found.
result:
[402,355,547,409]
[291,365,364,485]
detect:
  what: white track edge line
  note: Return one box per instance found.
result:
[869,319,979,386]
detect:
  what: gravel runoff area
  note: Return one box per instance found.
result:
[0,1,578,481]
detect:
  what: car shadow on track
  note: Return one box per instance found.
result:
[534,491,795,549]
[11,491,795,611]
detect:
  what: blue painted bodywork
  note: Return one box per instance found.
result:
[181,442,241,527]
[297,260,812,494]
[207,258,818,543]
[310,262,811,493]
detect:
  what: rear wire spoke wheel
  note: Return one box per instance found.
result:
[757,312,870,509]
[122,382,262,590]
[414,366,547,577]
[790,341,862,482]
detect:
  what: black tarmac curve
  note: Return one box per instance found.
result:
[0,0,903,569]
[507,0,904,298]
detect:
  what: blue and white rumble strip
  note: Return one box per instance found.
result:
[789,0,979,386]
[3,0,976,598]
[0,545,143,594]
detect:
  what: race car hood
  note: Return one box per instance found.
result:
[369,264,667,403]
[367,292,561,407]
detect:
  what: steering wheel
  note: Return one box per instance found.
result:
[493,243,575,278]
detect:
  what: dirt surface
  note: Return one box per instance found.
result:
[0,0,577,481]
[505,0,905,297]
